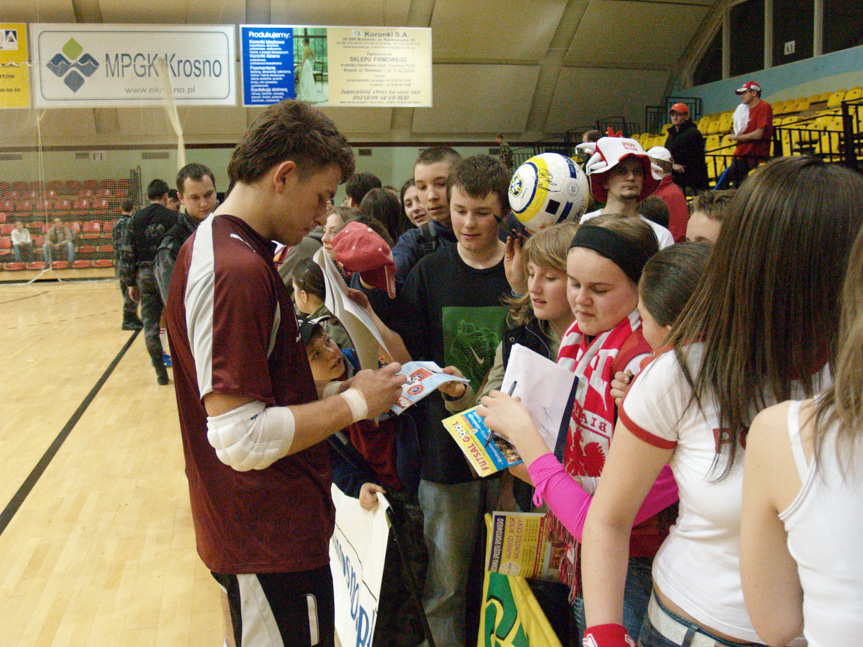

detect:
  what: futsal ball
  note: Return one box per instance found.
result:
[508,153,590,233]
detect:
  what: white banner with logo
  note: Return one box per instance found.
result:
[30,24,236,107]
[330,484,390,647]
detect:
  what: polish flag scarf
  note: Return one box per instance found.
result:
[552,308,649,599]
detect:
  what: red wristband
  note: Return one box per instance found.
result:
[583,623,636,647]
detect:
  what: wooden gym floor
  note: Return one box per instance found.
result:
[0,279,223,646]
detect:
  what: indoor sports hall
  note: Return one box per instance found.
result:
[1,1,862,645]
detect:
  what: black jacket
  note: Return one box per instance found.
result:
[665,120,709,192]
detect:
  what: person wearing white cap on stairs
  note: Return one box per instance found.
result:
[716,81,773,190]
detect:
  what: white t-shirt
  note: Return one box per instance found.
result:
[11,227,31,246]
[581,209,674,249]
[620,344,827,643]
[781,400,863,647]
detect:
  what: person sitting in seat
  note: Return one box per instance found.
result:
[43,218,74,264]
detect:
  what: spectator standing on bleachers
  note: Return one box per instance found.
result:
[118,179,177,385]
[647,146,690,242]
[344,171,382,208]
[42,217,75,265]
[717,81,774,189]
[11,220,34,263]
[664,103,708,195]
[577,136,674,248]
[114,200,142,331]
[154,163,219,304]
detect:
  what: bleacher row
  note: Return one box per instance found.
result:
[0,178,131,272]
[633,86,863,184]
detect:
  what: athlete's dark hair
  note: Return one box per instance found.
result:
[446,155,511,215]
[345,172,382,206]
[147,179,169,201]
[176,163,216,194]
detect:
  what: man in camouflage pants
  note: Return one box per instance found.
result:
[118,179,177,384]
[114,199,143,331]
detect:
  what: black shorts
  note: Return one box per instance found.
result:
[212,565,334,647]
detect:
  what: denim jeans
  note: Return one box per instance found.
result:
[418,478,500,647]
[637,593,767,647]
[572,556,654,642]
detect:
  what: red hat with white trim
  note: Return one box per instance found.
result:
[332,222,397,299]
[668,102,690,116]
[735,81,761,95]
[577,136,662,204]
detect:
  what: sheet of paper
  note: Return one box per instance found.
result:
[501,344,577,452]
[313,248,391,369]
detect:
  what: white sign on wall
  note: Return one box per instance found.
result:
[30,24,236,107]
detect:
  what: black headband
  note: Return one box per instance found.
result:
[569,225,650,285]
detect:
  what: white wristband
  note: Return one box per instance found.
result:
[340,387,368,422]
[322,380,343,398]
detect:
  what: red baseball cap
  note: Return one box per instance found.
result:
[668,103,690,116]
[331,222,397,299]
[735,81,761,95]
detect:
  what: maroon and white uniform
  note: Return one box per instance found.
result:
[166,214,334,575]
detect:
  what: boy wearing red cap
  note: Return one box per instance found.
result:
[717,81,773,189]
[664,102,708,195]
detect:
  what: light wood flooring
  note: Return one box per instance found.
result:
[0,279,223,646]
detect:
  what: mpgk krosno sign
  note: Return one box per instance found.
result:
[31,24,236,107]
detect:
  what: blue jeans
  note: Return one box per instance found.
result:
[637,593,766,647]
[418,478,501,647]
[43,241,74,264]
[572,556,654,641]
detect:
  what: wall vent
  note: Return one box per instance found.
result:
[142,151,169,160]
[0,153,23,161]
[358,148,373,156]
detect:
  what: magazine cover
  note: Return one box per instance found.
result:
[442,406,523,477]
[486,511,558,581]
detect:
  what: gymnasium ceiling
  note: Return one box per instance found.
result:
[3,0,722,145]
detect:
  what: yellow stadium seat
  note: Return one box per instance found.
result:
[827,90,846,108]
[793,99,810,113]
[845,87,862,102]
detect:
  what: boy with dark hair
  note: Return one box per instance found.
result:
[392,146,463,289]
[118,178,177,383]
[396,154,512,647]
[166,99,405,647]
[345,171,382,208]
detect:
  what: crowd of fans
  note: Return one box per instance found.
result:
[101,91,863,647]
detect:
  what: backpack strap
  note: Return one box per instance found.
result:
[417,222,439,258]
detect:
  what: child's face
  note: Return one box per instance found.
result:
[450,186,502,255]
[414,161,452,226]
[685,210,721,244]
[305,331,345,381]
[637,291,670,351]
[527,261,571,327]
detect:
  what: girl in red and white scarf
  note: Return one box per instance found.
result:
[479,216,679,638]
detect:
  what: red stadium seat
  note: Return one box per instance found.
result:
[51,261,69,269]
[26,261,45,270]
[81,222,101,239]
[3,262,25,271]
[99,179,118,190]
[103,219,117,233]
[92,258,114,268]
[53,200,71,216]
[67,221,82,234]
[0,238,11,249]
[71,260,91,269]
[91,199,110,216]
[82,179,98,190]
[64,180,81,194]
[96,244,114,254]
[0,224,12,235]
[72,199,91,215]
[15,200,33,213]
[1,200,13,212]
[0,212,6,223]
[77,244,97,254]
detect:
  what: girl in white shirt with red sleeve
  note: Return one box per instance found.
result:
[578,156,863,647]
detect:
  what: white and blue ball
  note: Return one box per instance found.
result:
[508,153,589,233]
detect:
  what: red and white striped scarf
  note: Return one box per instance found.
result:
[552,308,647,599]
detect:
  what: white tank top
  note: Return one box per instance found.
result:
[779,400,863,647]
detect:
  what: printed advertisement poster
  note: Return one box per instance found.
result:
[241,25,431,107]
[30,24,236,107]
[0,24,30,109]
[486,512,558,581]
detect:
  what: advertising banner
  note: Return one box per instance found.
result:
[330,484,389,647]
[0,24,30,109]
[241,25,432,107]
[30,24,236,107]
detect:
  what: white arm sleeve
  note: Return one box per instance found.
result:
[206,400,296,471]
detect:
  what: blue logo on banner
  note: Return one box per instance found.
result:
[241,27,296,106]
